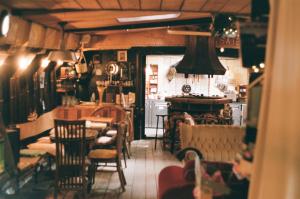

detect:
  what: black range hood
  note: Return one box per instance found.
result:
[174,36,226,76]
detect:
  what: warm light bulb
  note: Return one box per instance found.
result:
[41,58,50,68]
[57,60,63,66]
[252,65,257,70]
[259,63,265,68]
[220,48,225,53]
[253,68,260,73]
[1,12,10,36]
[18,56,33,70]
[0,58,5,67]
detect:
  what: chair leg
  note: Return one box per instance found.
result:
[117,161,126,191]
[122,149,127,168]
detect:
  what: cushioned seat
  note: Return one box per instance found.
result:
[106,130,117,136]
[27,143,56,156]
[86,121,107,129]
[88,149,117,159]
[96,136,114,145]
[37,136,51,143]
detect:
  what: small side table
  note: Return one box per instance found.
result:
[154,114,168,150]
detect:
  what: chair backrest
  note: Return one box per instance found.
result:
[180,123,245,162]
[115,122,127,162]
[54,119,86,190]
[91,104,126,123]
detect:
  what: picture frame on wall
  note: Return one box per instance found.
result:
[117,50,127,62]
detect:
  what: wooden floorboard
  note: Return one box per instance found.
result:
[6,140,180,199]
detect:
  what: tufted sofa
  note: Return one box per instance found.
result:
[180,123,245,162]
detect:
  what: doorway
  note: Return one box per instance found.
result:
[144,55,183,138]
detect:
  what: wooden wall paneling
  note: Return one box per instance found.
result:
[0,80,3,116]
[64,33,80,49]
[44,28,61,49]
[200,0,229,12]
[33,72,42,115]
[219,0,250,13]
[50,69,57,109]
[18,77,29,123]
[14,17,31,46]
[97,0,121,9]
[140,0,162,10]
[75,0,102,9]
[181,0,207,11]
[161,0,184,10]
[119,0,140,9]
[27,23,47,48]
[9,77,18,124]
[90,29,185,49]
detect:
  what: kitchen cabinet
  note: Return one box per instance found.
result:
[145,99,168,128]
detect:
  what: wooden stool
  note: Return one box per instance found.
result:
[155,114,168,150]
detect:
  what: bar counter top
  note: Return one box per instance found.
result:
[165,96,232,105]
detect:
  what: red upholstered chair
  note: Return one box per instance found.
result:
[158,164,195,199]
[158,148,201,199]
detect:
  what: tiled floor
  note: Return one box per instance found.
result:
[2,140,180,199]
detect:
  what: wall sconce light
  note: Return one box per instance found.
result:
[0,10,10,37]
[56,60,63,66]
[0,53,7,67]
[41,58,50,68]
[18,54,35,70]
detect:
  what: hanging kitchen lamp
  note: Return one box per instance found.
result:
[48,22,76,63]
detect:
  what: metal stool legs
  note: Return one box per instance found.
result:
[154,115,160,150]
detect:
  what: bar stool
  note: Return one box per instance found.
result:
[155,114,168,150]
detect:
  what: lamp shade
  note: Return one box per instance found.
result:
[48,50,77,63]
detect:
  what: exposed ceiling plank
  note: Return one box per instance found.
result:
[182,0,207,11]
[95,0,103,8]
[66,17,212,33]
[220,0,250,13]
[117,0,123,9]
[161,0,184,11]
[52,0,82,9]
[201,0,229,12]
[238,3,251,14]
[73,0,84,9]
[97,0,120,9]
[119,0,140,9]
[24,11,210,24]
[75,0,102,9]
[141,0,161,10]
[180,0,186,10]
[65,12,210,29]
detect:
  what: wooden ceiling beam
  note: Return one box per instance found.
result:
[66,17,212,33]
[12,8,188,16]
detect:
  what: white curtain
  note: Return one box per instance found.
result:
[249,0,300,199]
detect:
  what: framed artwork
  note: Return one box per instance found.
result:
[117,50,127,62]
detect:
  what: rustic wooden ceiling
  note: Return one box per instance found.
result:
[1,0,251,35]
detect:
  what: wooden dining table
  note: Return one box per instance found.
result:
[80,116,114,125]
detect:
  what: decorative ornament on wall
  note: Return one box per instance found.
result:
[167,67,177,82]
[105,61,119,75]
[182,84,191,94]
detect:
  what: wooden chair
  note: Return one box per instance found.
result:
[88,123,127,191]
[53,119,89,199]
[90,104,130,167]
